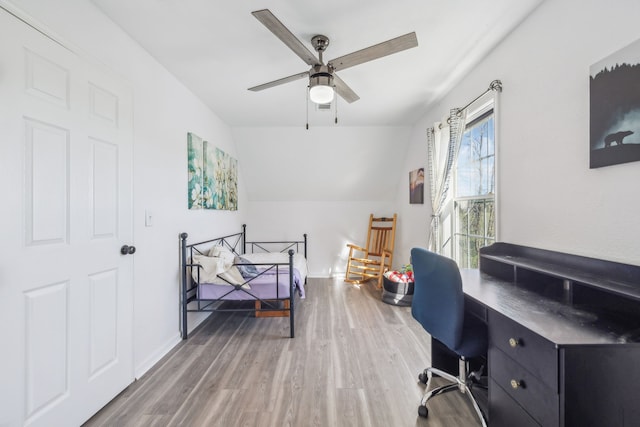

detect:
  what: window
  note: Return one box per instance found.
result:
[453,104,496,268]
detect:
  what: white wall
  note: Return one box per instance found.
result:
[5,0,249,376]
[400,0,640,266]
[233,126,409,276]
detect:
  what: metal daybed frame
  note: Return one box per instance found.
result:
[179,224,307,339]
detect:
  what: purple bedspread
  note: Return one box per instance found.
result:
[198,267,304,301]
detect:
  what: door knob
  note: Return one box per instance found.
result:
[120,245,136,255]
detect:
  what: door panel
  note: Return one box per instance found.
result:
[25,48,71,108]
[24,282,69,419]
[89,269,119,378]
[0,7,134,426]
[24,118,70,245]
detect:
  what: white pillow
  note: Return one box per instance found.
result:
[192,254,249,288]
[208,245,236,267]
[192,254,225,283]
[219,266,246,286]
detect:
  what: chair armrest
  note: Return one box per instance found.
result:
[346,243,367,252]
[346,243,368,259]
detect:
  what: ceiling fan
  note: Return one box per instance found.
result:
[248,9,418,105]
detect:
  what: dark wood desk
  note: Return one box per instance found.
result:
[437,243,640,426]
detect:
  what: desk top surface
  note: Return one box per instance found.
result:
[460,269,640,346]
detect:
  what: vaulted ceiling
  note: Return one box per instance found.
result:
[92,0,543,128]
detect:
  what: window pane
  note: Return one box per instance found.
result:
[456,116,495,198]
[455,233,485,269]
[452,109,496,268]
[455,235,481,269]
[450,106,495,267]
[486,200,495,238]
[468,237,481,268]
[457,200,469,235]
[468,201,484,238]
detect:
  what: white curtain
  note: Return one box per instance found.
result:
[426,108,467,253]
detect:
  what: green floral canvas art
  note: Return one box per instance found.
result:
[188,133,237,210]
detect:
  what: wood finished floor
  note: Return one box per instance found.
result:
[85,278,481,427]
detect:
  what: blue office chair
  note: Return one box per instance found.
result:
[410,247,487,426]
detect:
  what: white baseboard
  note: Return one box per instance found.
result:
[134,332,181,379]
[134,311,212,379]
[307,273,345,279]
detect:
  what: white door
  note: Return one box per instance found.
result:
[0,7,134,426]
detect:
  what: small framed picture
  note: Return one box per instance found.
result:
[409,168,424,204]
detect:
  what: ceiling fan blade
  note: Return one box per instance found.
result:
[333,74,359,103]
[248,71,309,92]
[328,32,418,72]
[252,9,318,66]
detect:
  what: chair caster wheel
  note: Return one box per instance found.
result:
[418,370,428,384]
[418,405,429,418]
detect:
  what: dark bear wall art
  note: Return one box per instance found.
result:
[590,37,640,168]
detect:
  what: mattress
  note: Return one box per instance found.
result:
[198,252,306,300]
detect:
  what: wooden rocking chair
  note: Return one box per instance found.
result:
[345,214,397,288]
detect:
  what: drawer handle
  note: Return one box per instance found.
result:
[510,379,526,390]
[508,337,521,348]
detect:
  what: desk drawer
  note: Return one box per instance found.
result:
[490,347,559,426]
[489,379,541,427]
[488,310,558,390]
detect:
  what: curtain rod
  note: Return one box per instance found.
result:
[436,79,503,128]
[457,79,502,113]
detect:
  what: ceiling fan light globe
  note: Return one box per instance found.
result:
[309,85,334,104]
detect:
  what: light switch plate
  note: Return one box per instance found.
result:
[145,209,153,227]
